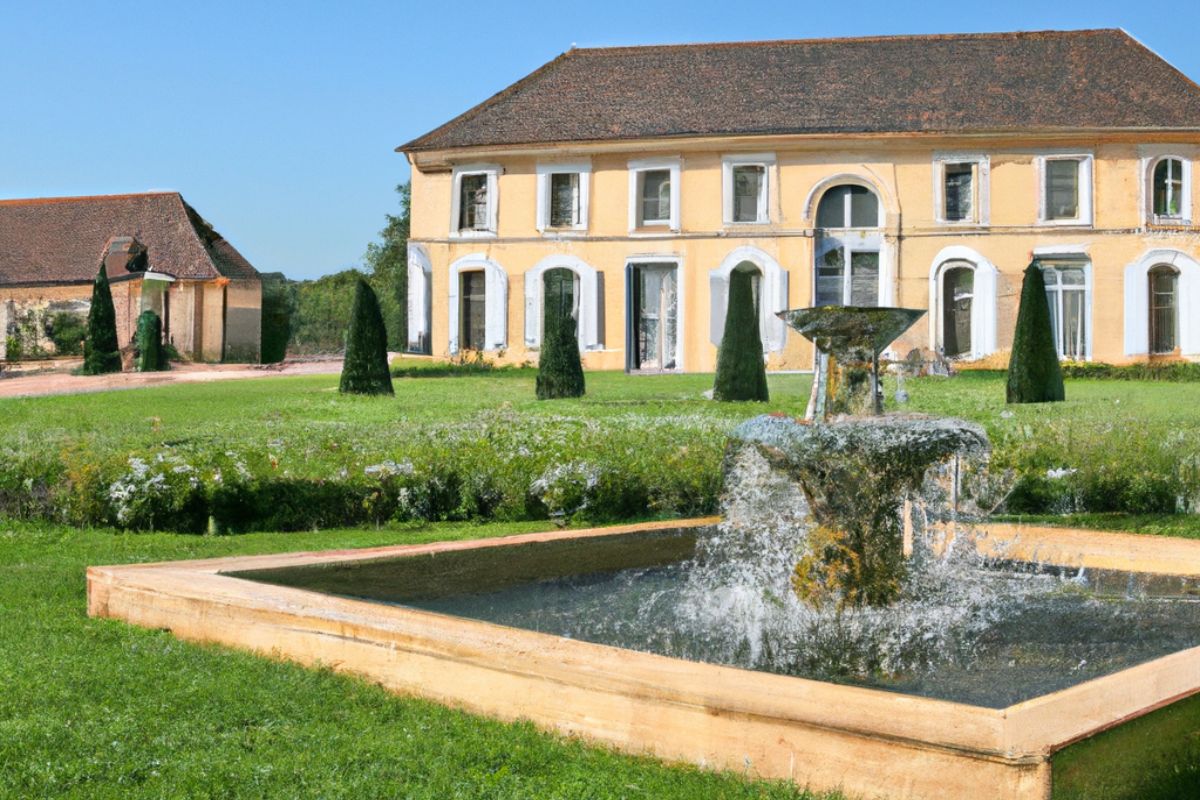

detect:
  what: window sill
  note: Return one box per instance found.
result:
[540,228,588,238]
[628,226,678,237]
[934,219,988,228]
[1036,219,1093,228]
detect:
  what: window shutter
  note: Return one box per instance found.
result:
[484,267,508,350]
[709,270,728,347]
[764,270,789,352]
[524,271,540,346]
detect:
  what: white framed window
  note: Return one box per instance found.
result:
[933,154,989,225]
[450,164,500,237]
[536,161,591,233]
[447,254,508,353]
[1036,154,1093,226]
[625,256,684,371]
[628,157,681,232]
[1147,156,1192,224]
[1039,258,1092,360]
[813,183,883,307]
[722,154,774,225]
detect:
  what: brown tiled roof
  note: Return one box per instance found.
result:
[400,29,1200,152]
[0,192,260,286]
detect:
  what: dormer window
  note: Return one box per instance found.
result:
[450,165,499,237]
[1150,157,1191,223]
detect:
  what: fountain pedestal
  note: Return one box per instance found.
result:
[724,305,986,607]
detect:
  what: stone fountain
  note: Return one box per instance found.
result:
[727,306,987,607]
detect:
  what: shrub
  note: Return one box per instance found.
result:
[81,266,121,375]
[135,310,168,372]
[535,269,585,400]
[1006,262,1064,404]
[339,279,394,395]
[48,312,87,356]
[260,272,295,364]
[1060,361,1200,382]
[713,268,769,402]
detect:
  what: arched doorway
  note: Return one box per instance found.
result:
[939,263,975,358]
[1149,264,1180,354]
[813,184,882,307]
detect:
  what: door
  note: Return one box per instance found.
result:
[459,270,486,351]
[941,265,974,358]
[628,263,678,371]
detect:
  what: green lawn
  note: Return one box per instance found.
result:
[0,520,835,800]
[2,370,1197,797]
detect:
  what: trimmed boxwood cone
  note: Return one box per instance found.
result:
[536,269,585,399]
[1007,261,1065,403]
[82,266,121,375]
[339,278,394,395]
[713,268,769,402]
[135,309,168,372]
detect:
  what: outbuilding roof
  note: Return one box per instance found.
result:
[400,29,1200,153]
[0,191,259,286]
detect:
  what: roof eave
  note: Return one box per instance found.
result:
[403,126,1200,166]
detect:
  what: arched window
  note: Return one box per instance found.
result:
[1153,158,1186,219]
[708,247,789,353]
[524,256,603,352]
[814,184,882,307]
[816,185,879,229]
[1149,265,1179,354]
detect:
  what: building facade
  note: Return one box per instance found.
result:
[400,30,1200,372]
[0,192,262,362]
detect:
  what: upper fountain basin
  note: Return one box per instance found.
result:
[777,306,926,362]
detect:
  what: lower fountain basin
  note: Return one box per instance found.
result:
[88,519,1200,800]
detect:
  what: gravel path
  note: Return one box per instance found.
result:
[0,358,344,399]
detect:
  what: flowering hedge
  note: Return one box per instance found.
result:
[0,410,727,532]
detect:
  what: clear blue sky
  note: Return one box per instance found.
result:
[2,1,1197,279]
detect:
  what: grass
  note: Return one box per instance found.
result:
[1,369,1197,796]
[0,520,833,800]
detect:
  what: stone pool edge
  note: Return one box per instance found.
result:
[87,518,1200,800]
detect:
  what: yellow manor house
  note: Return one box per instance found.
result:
[399,29,1200,373]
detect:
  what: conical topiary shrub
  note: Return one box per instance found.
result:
[536,268,585,400]
[713,268,769,402]
[81,265,121,375]
[135,309,168,372]
[339,278,394,395]
[1006,261,1065,403]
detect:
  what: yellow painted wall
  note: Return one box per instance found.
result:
[409,134,1200,372]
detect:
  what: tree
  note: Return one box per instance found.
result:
[535,269,585,400]
[339,278,394,395]
[135,309,168,372]
[81,266,121,375]
[1007,261,1065,403]
[259,272,295,363]
[713,268,769,402]
[363,183,411,351]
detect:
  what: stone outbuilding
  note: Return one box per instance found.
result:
[0,191,262,362]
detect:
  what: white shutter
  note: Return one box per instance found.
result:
[709,270,728,347]
[524,271,540,346]
[764,269,789,352]
[485,267,508,350]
